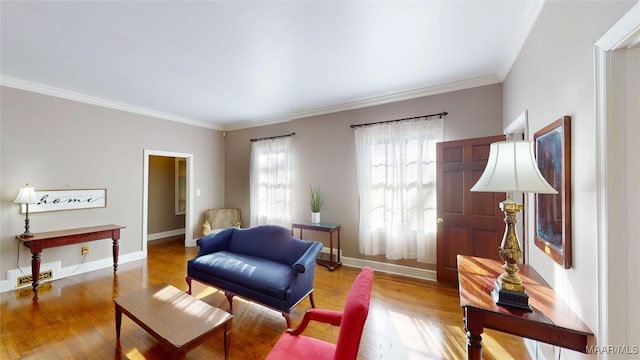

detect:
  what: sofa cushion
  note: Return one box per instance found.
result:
[228,225,310,265]
[189,251,293,300]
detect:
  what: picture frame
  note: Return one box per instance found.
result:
[534,116,571,268]
[21,188,107,213]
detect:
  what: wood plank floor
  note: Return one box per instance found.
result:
[1,236,529,359]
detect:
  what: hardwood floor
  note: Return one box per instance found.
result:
[1,236,529,359]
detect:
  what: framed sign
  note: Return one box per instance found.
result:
[534,116,571,268]
[21,189,107,213]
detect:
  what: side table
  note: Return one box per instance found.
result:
[291,222,341,271]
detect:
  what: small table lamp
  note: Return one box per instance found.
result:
[14,186,38,238]
[470,140,557,311]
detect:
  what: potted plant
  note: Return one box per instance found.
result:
[310,185,323,223]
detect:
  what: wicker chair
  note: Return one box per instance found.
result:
[201,208,241,236]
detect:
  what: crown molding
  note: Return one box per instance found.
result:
[224,74,501,131]
[2,73,501,132]
[0,76,221,130]
[496,0,545,80]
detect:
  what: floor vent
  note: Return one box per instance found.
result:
[16,270,53,287]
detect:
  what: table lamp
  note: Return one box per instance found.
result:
[14,185,38,238]
[470,140,557,311]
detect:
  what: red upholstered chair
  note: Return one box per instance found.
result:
[266,267,374,360]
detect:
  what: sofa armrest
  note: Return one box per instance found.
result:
[196,227,234,256]
[292,241,323,273]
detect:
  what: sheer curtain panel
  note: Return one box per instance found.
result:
[250,137,292,227]
[354,119,443,263]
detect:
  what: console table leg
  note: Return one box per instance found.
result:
[466,329,482,360]
[31,251,41,293]
[112,239,119,272]
[112,229,120,272]
[464,308,483,360]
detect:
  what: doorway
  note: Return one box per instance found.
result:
[143,150,194,251]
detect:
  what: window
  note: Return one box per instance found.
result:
[354,119,443,263]
[250,137,292,227]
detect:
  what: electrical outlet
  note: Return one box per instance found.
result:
[81,246,89,256]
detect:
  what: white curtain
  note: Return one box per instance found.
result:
[250,137,292,227]
[354,119,443,263]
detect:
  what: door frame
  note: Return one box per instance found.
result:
[143,149,194,252]
[594,3,639,348]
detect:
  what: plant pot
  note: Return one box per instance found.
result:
[311,212,320,224]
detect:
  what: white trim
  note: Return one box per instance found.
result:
[594,1,639,351]
[2,73,502,133]
[496,1,545,80]
[143,150,195,250]
[594,41,611,351]
[341,256,437,282]
[595,3,640,50]
[0,76,221,130]
[223,75,501,131]
[147,228,186,242]
[0,251,145,293]
[504,109,528,138]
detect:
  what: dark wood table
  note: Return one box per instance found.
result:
[114,283,233,359]
[292,221,341,271]
[457,255,594,359]
[18,224,125,293]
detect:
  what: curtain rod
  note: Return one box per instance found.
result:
[349,111,448,129]
[249,132,296,142]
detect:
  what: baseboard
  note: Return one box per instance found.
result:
[147,228,185,241]
[341,256,437,282]
[1,251,436,293]
[0,250,146,293]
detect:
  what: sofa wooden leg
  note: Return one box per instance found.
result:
[185,276,192,295]
[309,292,316,308]
[282,313,291,328]
[225,292,235,313]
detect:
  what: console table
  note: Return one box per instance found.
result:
[18,224,125,293]
[291,222,341,271]
[457,255,593,359]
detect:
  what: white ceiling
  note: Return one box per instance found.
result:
[0,1,543,130]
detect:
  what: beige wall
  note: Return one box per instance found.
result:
[225,83,503,269]
[502,0,636,356]
[148,156,185,234]
[0,86,225,283]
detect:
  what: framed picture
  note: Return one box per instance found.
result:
[534,116,571,268]
[21,189,107,213]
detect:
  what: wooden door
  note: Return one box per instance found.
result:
[436,135,506,284]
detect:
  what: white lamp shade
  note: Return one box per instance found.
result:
[13,186,38,204]
[470,140,558,194]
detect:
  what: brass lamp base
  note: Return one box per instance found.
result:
[492,281,532,312]
[492,199,532,312]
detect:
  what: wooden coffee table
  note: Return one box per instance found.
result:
[114,283,233,359]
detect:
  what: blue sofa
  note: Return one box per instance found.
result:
[186,225,323,326]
